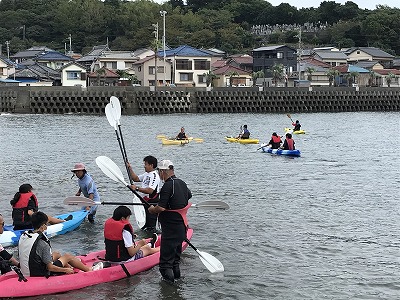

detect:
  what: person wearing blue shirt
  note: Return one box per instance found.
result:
[71,163,99,223]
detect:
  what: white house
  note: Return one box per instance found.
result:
[132,55,171,86]
[60,62,87,87]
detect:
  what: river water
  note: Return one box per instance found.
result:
[0,111,399,299]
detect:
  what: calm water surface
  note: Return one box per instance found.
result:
[0,112,399,299]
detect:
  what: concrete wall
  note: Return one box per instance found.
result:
[0,86,399,115]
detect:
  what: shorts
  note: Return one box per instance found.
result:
[50,259,64,276]
[126,250,144,262]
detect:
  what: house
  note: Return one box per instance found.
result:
[87,67,119,86]
[353,61,384,70]
[252,45,297,78]
[332,64,370,86]
[34,51,74,70]
[11,46,54,64]
[226,54,253,73]
[9,63,60,86]
[299,58,331,86]
[372,69,400,87]
[313,50,348,67]
[213,65,251,87]
[76,45,110,71]
[163,45,212,87]
[60,62,87,87]
[0,56,16,80]
[132,55,171,87]
[345,47,395,68]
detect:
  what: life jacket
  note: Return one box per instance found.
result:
[241,129,250,139]
[177,132,187,140]
[293,122,301,131]
[272,136,281,143]
[18,231,50,277]
[104,218,134,262]
[165,202,192,229]
[286,138,295,150]
[12,192,38,229]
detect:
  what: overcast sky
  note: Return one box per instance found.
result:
[153,0,399,10]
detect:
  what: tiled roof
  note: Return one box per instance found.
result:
[345,47,394,59]
[253,45,294,52]
[373,69,400,75]
[301,57,331,68]
[314,50,347,60]
[230,56,253,65]
[211,60,227,69]
[60,61,87,70]
[213,65,250,75]
[353,61,381,69]
[35,51,74,62]
[87,67,119,78]
[163,45,211,57]
[333,64,370,73]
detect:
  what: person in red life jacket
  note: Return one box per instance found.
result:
[292,120,301,131]
[10,184,67,230]
[104,206,159,263]
[281,133,295,150]
[267,132,282,149]
[0,213,20,274]
[126,156,161,232]
[148,160,192,283]
[18,211,95,277]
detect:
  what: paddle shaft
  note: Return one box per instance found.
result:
[287,114,294,123]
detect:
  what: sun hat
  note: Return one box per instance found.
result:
[158,160,174,170]
[71,163,86,172]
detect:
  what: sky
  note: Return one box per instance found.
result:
[153,0,399,10]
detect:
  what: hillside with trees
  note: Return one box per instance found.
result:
[0,0,399,56]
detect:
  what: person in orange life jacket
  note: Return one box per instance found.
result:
[237,124,250,139]
[10,184,66,230]
[104,206,159,263]
[267,132,282,149]
[281,133,295,150]
[18,211,94,277]
[292,120,301,131]
[148,160,192,283]
[0,213,20,274]
[176,127,188,140]
[126,155,161,231]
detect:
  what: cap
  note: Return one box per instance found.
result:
[71,163,86,172]
[158,160,174,170]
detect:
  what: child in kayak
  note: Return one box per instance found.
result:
[292,120,301,131]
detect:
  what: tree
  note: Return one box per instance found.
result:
[271,64,284,87]
[251,70,264,86]
[326,69,340,87]
[96,68,106,86]
[368,70,376,87]
[228,71,239,87]
[203,71,217,87]
[305,67,315,81]
[385,72,395,87]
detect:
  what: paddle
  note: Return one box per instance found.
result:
[287,113,294,123]
[95,155,224,273]
[64,197,229,209]
[257,143,269,151]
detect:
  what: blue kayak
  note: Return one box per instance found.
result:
[261,146,301,157]
[0,210,88,247]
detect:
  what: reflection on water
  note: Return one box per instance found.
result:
[0,112,399,299]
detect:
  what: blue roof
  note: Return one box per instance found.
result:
[35,51,73,61]
[0,78,20,83]
[348,65,370,73]
[160,45,211,57]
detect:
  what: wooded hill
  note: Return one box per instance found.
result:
[0,0,399,56]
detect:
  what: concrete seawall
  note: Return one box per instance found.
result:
[0,87,399,115]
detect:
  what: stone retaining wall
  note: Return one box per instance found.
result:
[0,87,399,115]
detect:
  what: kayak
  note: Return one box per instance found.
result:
[225,136,260,144]
[261,146,301,157]
[284,128,306,134]
[161,138,190,145]
[0,210,88,248]
[0,228,193,298]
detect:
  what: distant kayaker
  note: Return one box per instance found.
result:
[267,132,282,149]
[18,211,96,277]
[126,156,161,231]
[148,160,192,283]
[0,213,20,274]
[10,184,67,230]
[292,120,301,131]
[71,163,99,223]
[237,124,250,139]
[281,133,295,150]
[176,127,188,140]
[104,206,159,263]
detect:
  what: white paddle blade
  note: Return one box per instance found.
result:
[63,196,97,206]
[110,96,121,125]
[105,103,118,130]
[132,195,146,228]
[95,156,128,186]
[193,200,229,210]
[197,250,224,273]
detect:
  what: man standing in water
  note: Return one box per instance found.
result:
[148,160,192,283]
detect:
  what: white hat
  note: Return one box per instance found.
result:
[158,160,174,170]
[71,163,86,172]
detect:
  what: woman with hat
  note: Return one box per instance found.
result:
[71,163,100,223]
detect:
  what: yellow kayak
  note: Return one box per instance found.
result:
[225,136,260,144]
[284,128,306,134]
[161,138,190,145]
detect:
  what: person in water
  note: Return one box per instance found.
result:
[292,120,301,131]
[237,125,250,139]
[176,127,188,140]
[281,133,295,150]
[104,205,159,263]
[10,184,67,230]
[267,132,282,149]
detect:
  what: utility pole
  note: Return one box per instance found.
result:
[152,23,159,90]
[160,10,167,86]
[297,27,302,80]
[5,41,10,59]
[69,34,72,54]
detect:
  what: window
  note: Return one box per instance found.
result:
[149,66,155,75]
[157,66,164,73]
[277,52,283,59]
[106,61,117,69]
[176,60,192,70]
[198,74,206,83]
[194,60,210,70]
[125,62,134,68]
[179,73,193,81]
[67,71,80,80]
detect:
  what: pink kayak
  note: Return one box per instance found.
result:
[0,228,193,298]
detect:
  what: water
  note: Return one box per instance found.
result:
[0,112,399,299]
